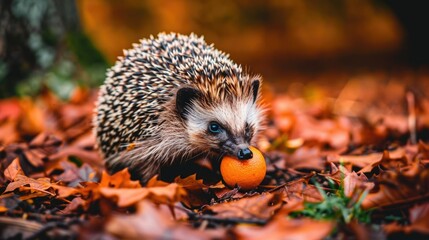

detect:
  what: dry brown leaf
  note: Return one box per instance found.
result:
[49,146,103,169]
[328,152,382,169]
[286,146,325,170]
[23,148,46,168]
[20,133,63,168]
[100,183,185,207]
[362,162,429,209]
[321,163,374,197]
[343,171,374,198]
[53,161,93,185]
[60,197,87,214]
[4,174,54,196]
[3,158,23,181]
[282,176,323,203]
[203,192,283,221]
[327,147,407,173]
[105,200,224,240]
[384,203,429,237]
[234,217,334,240]
[408,203,429,234]
[174,174,225,208]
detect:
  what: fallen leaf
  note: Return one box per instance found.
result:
[105,200,225,239]
[5,174,54,197]
[174,174,207,190]
[60,197,87,214]
[286,146,325,170]
[0,120,19,145]
[234,217,334,240]
[282,175,323,203]
[99,169,141,188]
[18,98,46,135]
[4,158,23,181]
[49,146,102,168]
[51,184,79,198]
[321,163,374,197]
[0,99,21,120]
[384,203,429,237]
[327,147,408,173]
[343,171,373,198]
[99,183,185,207]
[328,152,382,169]
[23,148,46,167]
[203,192,283,221]
[362,162,429,209]
[100,188,149,207]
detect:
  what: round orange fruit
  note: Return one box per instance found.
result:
[220,146,266,190]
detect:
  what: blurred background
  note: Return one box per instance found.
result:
[1,0,428,99]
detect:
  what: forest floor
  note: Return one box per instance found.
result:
[1,69,429,239]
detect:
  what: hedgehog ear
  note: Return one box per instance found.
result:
[251,79,260,103]
[176,87,201,119]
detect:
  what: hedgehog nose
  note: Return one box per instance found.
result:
[237,148,253,160]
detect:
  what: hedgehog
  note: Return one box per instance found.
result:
[94,33,265,183]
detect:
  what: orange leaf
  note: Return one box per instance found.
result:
[0,98,21,120]
[174,174,208,190]
[98,171,185,207]
[100,188,149,207]
[51,185,79,198]
[99,169,141,188]
[0,120,19,145]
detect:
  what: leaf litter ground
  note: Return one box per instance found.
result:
[1,71,429,239]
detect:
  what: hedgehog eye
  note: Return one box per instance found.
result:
[208,121,222,134]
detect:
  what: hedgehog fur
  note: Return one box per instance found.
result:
[94,33,265,182]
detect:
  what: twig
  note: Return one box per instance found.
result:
[0,216,42,233]
[25,218,83,240]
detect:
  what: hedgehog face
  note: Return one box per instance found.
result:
[175,80,263,160]
[188,99,261,159]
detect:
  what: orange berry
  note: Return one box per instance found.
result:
[220,146,266,190]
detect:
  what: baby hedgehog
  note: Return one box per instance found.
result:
[94,33,265,182]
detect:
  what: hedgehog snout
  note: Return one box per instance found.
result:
[221,140,251,160]
[237,147,253,160]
